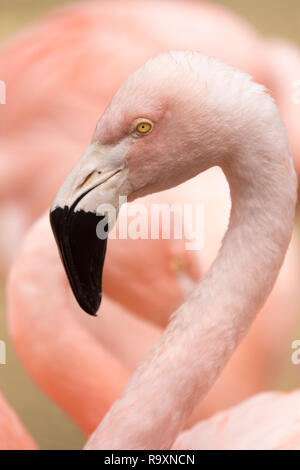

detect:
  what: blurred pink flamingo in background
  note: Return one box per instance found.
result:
[0,392,37,450]
[174,390,300,450]
[8,49,295,446]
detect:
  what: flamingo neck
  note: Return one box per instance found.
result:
[86,107,297,452]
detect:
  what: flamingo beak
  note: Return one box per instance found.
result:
[49,142,128,316]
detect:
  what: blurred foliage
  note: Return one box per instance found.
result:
[0,0,299,450]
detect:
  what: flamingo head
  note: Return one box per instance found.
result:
[50,51,234,315]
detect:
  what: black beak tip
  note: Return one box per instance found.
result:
[88,311,98,317]
[78,294,101,317]
[50,206,108,317]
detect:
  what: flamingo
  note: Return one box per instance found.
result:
[0,0,300,263]
[7,213,300,450]
[46,51,296,449]
[1,0,299,442]
[174,390,300,450]
[262,38,300,176]
[1,1,299,396]
[1,365,300,451]
[0,392,37,450]
[1,348,300,450]
[7,205,199,435]
[1,0,299,380]
[6,204,298,437]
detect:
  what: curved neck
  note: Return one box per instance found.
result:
[86,106,297,452]
[219,143,296,327]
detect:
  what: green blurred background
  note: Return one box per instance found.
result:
[0,0,299,450]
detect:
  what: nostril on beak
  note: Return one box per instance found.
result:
[77,171,96,190]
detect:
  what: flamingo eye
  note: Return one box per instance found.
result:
[135,120,153,135]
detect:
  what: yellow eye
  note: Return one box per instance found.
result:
[136,121,153,135]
